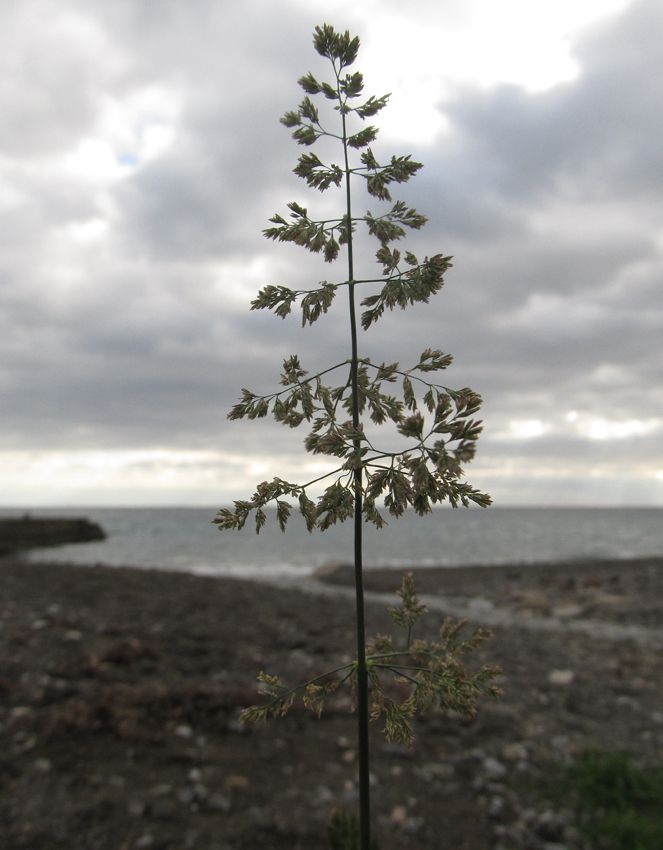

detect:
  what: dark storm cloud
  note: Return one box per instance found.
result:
[1,0,661,503]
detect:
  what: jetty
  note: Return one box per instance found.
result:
[0,515,106,556]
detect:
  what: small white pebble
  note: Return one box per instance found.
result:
[390,804,408,826]
[548,669,575,686]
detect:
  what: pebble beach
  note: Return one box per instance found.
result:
[1,554,662,849]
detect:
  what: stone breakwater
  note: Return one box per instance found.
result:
[0,516,106,555]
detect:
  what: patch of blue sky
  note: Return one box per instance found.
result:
[118,152,139,166]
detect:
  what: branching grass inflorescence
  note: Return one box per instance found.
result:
[215,23,499,849]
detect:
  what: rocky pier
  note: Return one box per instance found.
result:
[0,515,106,556]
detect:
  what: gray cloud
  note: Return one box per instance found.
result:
[435,0,663,204]
[1,0,661,505]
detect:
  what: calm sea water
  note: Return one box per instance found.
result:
[5,507,663,578]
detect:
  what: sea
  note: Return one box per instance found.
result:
[4,506,663,580]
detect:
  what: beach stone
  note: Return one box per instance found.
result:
[174,724,193,738]
[313,785,334,805]
[487,795,505,817]
[184,830,201,850]
[482,756,507,779]
[468,596,494,614]
[150,797,177,820]
[403,816,424,834]
[341,781,358,804]
[390,804,408,826]
[289,648,315,669]
[588,591,624,610]
[548,669,575,686]
[616,694,639,710]
[415,762,455,781]
[501,742,528,762]
[150,784,172,797]
[484,702,520,722]
[455,746,486,766]
[562,824,581,843]
[382,742,414,759]
[552,603,584,620]
[193,783,208,801]
[535,809,567,840]
[128,799,146,817]
[32,758,52,773]
[224,774,249,791]
[512,591,550,614]
[246,805,272,828]
[551,735,572,754]
[134,835,154,849]
[176,787,195,806]
[207,792,232,812]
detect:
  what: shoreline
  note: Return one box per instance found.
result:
[2,555,662,849]
[22,547,663,574]
[19,551,663,629]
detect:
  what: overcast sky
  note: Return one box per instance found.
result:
[1,0,661,507]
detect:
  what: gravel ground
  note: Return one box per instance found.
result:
[2,555,662,849]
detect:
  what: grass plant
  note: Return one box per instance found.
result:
[550,750,663,849]
[215,23,499,848]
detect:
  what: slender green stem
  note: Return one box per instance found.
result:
[339,65,371,850]
[361,358,452,390]
[332,365,354,418]
[251,360,349,402]
[376,665,420,686]
[369,650,441,662]
[367,651,420,661]
[254,661,355,713]
[299,466,347,490]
